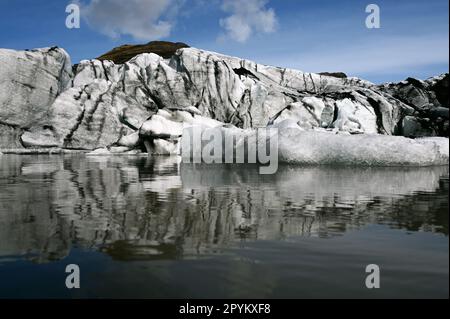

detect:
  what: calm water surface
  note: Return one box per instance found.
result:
[0,154,448,298]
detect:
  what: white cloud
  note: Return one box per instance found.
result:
[79,0,182,41]
[219,0,277,43]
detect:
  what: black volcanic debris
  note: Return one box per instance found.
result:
[97,41,190,63]
[431,73,449,107]
[319,72,348,79]
[233,67,260,81]
[378,74,449,136]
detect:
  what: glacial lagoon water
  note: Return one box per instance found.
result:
[0,154,448,298]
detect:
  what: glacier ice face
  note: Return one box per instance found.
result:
[0,47,73,148]
[0,45,448,167]
[140,114,184,138]
[168,48,410,132]
[0,48,72,126]
[139,108,225,155]
[2,46,413,151]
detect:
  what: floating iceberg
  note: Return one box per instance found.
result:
[180,121,449,167]
[277,128,448,166]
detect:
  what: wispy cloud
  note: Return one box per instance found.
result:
[77,0,278,43]
[219,0,277,43]
[78,0,182,41]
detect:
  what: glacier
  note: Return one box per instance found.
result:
[0,45,448,167]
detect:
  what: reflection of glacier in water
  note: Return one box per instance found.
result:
[0,155,448,263]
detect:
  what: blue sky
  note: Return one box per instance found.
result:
[0,0,448,83]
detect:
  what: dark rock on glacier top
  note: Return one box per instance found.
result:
[97,41,190,64]
[318,72,347,79]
